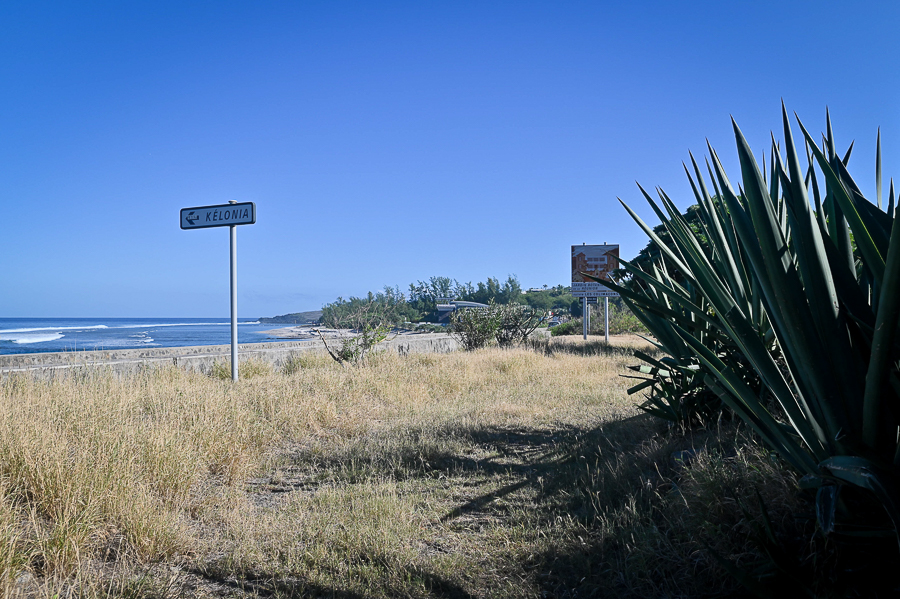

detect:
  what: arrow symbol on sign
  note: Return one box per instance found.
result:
[186,211,199,224]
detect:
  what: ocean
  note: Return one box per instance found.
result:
[0,318,283,355]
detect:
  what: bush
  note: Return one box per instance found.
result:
[320,324,390,366]
[550,321,578,336]
[551,301,647,337]
[494,303,543,347]
[625,353,725,425]
[449,307,499,350]
[607,301,647,335]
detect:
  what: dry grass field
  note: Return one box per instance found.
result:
[0,337,799,598]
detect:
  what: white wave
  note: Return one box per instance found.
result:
[0,325,108,334]
[0,333,65,344]
[142,337,154,343]
[112,322,262,329]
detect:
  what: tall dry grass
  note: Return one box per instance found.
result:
[0,338,799,597]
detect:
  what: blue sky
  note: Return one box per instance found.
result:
[2,1,898,317]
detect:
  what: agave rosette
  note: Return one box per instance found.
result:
[594,104,900,541]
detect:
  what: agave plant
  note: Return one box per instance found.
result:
[593,104,900,544]
[610,196,760,426]
[623,351,724,426]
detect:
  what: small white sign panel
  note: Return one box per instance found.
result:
[181,202,256,230]
[572,289,620,298]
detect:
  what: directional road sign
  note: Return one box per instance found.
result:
[180,202,256,230]
[180,200,257,382]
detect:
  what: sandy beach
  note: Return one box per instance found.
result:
[261,325,437,340]
[261,325,342,340]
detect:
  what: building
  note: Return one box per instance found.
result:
[435,300,490,322]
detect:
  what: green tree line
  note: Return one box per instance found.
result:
[320,275,578,329]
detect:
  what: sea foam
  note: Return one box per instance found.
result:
[112,322,260,329]
[0,325,107,334]
[1,333,65,344]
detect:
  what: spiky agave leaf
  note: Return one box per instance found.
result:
[616,107,900,545]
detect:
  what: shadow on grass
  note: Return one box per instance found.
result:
[429,418,754,598]
[437,414,666,523]
[193,415,673,598]
[231,415,728,598]
[187,558,478,599]
[210,401,900,597]
[278,413,672,526]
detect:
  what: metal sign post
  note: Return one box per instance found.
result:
[604,297,609,343]
[181,200,256,382]
[230,217,238,381]
[583,297,588,340]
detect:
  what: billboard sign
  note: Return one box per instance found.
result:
[571,244,619,297]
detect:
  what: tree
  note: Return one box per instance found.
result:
[570,298,582,317]
[523,291,553,313]
[522,284,577,315]
[321,286,418,329]
[461,275,523,305]
[323,274,539,326]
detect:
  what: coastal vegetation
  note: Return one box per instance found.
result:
[0,338,798,597]
[448,301,543,351]
[320,276,578,328]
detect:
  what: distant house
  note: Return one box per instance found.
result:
[436,300,490,322]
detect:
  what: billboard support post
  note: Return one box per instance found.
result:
[604,297,609,343]
[583,297,588,340]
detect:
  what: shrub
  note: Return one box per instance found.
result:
[449,306,498,350]
[552,302,648,337]
[320,324,390,366]
[494,303,543,347]
[625,353,724,425]
[550,321,578,336]
[606,301,647,335]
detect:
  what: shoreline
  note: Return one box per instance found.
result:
[1,331,652,377]
[0,333,462,377]
[261,325,443,340]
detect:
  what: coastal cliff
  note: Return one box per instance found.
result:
[258,310,323,324]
